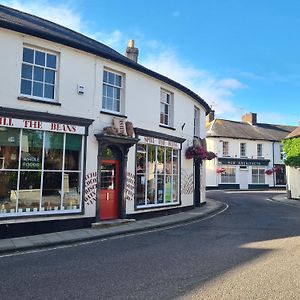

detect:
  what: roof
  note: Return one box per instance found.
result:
[206,119,297,141]
[0,4,210,114]
[285,126,300,139]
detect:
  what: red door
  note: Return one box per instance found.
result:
[99,160,119,220]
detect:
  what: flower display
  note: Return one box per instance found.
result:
[185,145,217,163]
[265,169,274,175]
[216,167,226,174]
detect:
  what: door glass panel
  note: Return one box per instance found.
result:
[100,163,116,190]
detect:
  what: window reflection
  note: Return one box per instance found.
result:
[44,132,63,170]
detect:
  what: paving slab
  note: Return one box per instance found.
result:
[0,198,226,255]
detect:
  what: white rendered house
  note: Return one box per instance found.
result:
[206,112,296,190]
[0,5,210,237]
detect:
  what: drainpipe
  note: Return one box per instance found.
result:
[272,141,275,187]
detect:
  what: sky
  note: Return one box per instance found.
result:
[1,0,300,126]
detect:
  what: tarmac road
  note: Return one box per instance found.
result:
[0,190,299,299]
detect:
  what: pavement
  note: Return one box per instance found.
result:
[0,198,226,255]
[270,193,300,207]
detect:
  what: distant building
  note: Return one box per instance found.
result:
[285,126,300,199]
[206,112,297,190]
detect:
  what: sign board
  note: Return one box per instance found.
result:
[218,157,270,166]
[138,135,181,150]
[0,116,85,135]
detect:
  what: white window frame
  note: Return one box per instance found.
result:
[220,167,236,183]
[252,167,265,184]
[20,45,58,102]
[102,69,123,114]
[222,141,229,157]
[240,143,247,157]
[194,106,200,137]
[160,89,174,127]
[257,143,263,158]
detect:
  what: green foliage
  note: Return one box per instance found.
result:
[283,137,300,168]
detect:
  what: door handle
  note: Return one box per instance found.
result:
[106,193,109,201]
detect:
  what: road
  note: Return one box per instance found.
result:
[0,191,300,299]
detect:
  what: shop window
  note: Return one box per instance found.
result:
[220,167,236,183]
[0,128,83,216]
[136,143,179,207]
[252,167,265,184]
[102,69,123,113]
[160,89,174,127]
[20,47,58,101]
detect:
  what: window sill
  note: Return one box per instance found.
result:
[18,96,61,106]
[100,110,127,118]
[159,124,176,131]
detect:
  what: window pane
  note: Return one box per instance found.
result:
[33,82,43,97]
[136,151,146,174]
[103,70,108,83]
[165,175,172,203]
[147,174,156,204]
[18,171,41,212]
[21,64,32,79]
[136,175,146,206]
[33,66,44,82]
[157,146,165,175]
[108,72,114,85]
[35,51,45,66]
[21,130,43,170]
[102,84,107,96]
[23,48,34,63]
[115,75,122,87]
[44,84,54,99]
[113,99,120,112]
[107,85,113,97]
[102,96,107,110]
[173,176,178,201]
[46,53,56,68]
[63,172,80,209]
[0,171,18,213]
[65,134,82,170]
[42,172,62,211]
[0,127,20,169]
[114,87,120,99]
[166,148,172,175]
[21,79,32,95]
[106,97,113,111]
[44,132,64,170]
[157,175,164,203]
[45,69,55,84]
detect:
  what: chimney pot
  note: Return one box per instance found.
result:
[126,39,139,63]
[207,110,215,123]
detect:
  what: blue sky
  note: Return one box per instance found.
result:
[2,0,300,125]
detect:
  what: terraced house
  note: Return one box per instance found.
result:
[206,112,296,190]
[0,5,210,237]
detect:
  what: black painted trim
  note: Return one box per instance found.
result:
[0,106,94,127]
[0,217,95,239]
[218,184,240,189]
[18,96,61,106]
[0,5,211,114]
[218,157,270,166]
[159,124,176,131]
[100,110,128,119]
[248,184,269,189]
[134,127,186,144]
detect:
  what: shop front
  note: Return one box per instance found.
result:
[217,157,270,189]
[0,108,93,228]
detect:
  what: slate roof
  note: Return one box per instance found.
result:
[0,4,210,114]
[206,119,297,141]
[285,126,300,139]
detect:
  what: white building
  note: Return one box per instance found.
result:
[0,5,210,237]
[206,112,296,190]
[285,127,300,199]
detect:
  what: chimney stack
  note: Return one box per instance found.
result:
[206,110,215,123]
[242,112,257,125]
[126,39,139,63]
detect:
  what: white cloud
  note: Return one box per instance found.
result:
[141,49,245,116]
[1,0,125,49]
